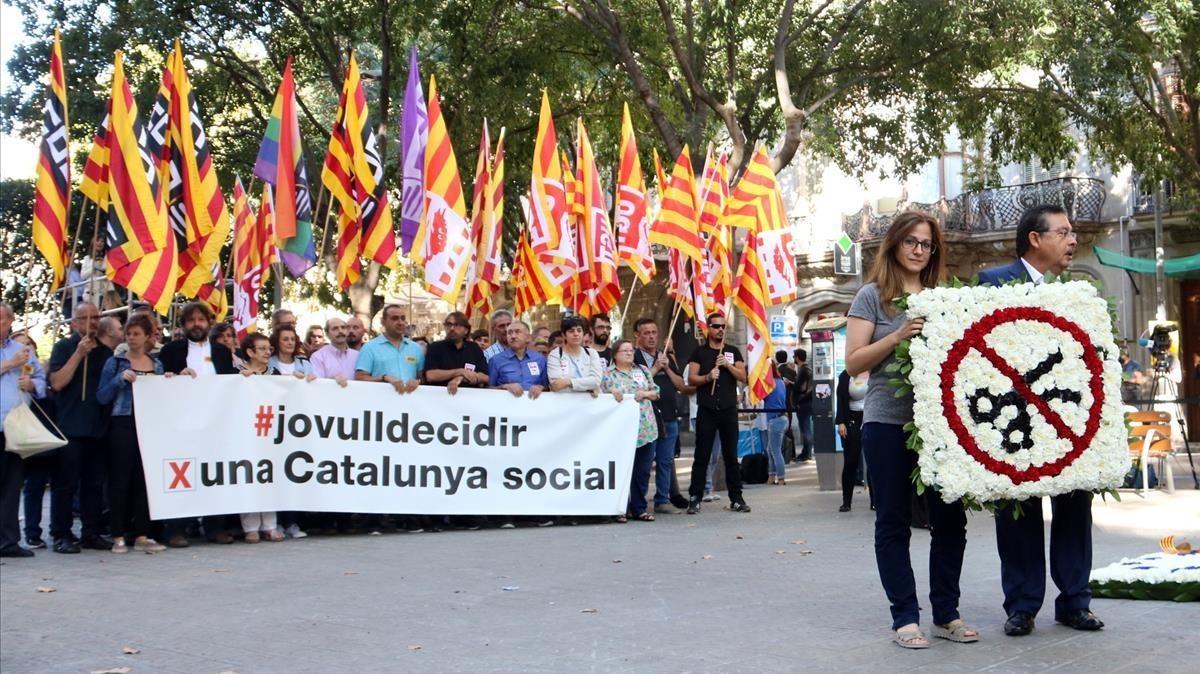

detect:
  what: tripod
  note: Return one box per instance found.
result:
[1143,358,1199,489]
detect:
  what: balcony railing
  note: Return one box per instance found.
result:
[1132,178,1192,216]
[843,177,1107,241]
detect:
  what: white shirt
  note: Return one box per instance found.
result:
[186,339,217,376]
[1020,258,1045,285]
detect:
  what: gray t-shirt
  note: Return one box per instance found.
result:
[847,282,912,426]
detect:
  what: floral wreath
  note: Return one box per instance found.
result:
[890,279,1130,510]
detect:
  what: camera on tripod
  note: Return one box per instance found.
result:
[1139,321,1178,371]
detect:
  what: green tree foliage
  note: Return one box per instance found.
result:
[961,0,1200,199]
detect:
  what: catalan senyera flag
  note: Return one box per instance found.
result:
[256,183,279,286]
[103,51,178,315]
[511,229,554,317]
[666,247,695,322]
[412,74,472,303]
[195,260,228,323]
[147,41,229,299]
[572,118,620,317]
[255,56,316,277]
[560,147,585,312]
[615,103,653,285]
[465,124,504,320]
[322,53,369,289]
[528,91,575,287]
[690,256,711,334]
[650,145,703,262]
[732,230,775,404]
[705,224,733,313]
[697,149,728,237]
[79,106,111,210]
[230,178,260,339]
[727,145,786,232]
[32,30,71,291]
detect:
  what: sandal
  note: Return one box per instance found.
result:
[894,624,930,649]
[614,515,627,523]
[244,531,260,544]
[633,512,655,522]
[933,619,979,643]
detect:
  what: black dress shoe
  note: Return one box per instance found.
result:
[670,493,690,509]
[25,537,47,549]
[1004,611,1036,636]
[53,539,81,554]
[1056,609,1104,631]
[80,535,114,551]
[0,546,35,558]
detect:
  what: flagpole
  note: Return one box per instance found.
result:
[310,185,328,260]
[621,274,639,319]
[664,297,685,347]
[66,198,89,266]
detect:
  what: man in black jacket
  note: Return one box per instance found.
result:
[633,317,693,513]
[791,348,814,462]
[158,302,236,546]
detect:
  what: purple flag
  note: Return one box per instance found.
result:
[399,47,428,255]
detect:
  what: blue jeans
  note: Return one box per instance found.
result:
[653,421,679,505]
[766,416,789,478]
[862,422,967,630]
[794,411,813,459]
[627,442,656,516]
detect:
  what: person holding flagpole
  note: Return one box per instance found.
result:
[685,313,750,514]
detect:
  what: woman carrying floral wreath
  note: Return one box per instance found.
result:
[845,211,978,649]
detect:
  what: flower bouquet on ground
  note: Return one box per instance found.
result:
[892,280,1130,510]
[1090,538,1200,602]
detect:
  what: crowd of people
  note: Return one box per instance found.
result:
[0,293,829,559]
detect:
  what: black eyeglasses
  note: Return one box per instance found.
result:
[901,237,936,254]
[444,321,468,329]
[709,323,726,329]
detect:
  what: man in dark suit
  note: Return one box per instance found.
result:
[158,302,236,546]
[978,204,1102,636]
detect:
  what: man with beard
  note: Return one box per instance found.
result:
[590,315,613,365]
[346,316,368,351]
[159,302,237,546]
[482,310,513,362]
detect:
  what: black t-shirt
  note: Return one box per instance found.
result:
[594,346,613,368]
[424,338,489,387]
[48,333,114,438]
[793,363,813,411]
[689,343,743,411]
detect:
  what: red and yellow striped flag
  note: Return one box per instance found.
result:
[231,178,260,338]
[511,229,554,317]
[322,55,362,289]
[732,231,775,404]
[148,41,230,298]
[727,145,786,232]
[528,91,575,286]
[103,51,178,315]
[79,106,110,210]
[466,125,505,319]
[615,103,653,284]
[412,74,472,303]
[32,29,71,291]
[704,224,733,314]
[572,118,620,317]
[697,149,728,237]
[650,146,704,262]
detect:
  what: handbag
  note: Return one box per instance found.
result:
[4,397,68,458]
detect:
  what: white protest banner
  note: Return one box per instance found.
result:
[134,376,640,519]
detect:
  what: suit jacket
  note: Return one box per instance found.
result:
[977,258,1031,287]
[158,339,236,375]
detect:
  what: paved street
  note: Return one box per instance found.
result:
[2,455,1198,673]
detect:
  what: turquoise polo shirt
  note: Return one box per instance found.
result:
[355,335,425,381]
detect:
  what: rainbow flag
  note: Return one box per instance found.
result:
[255,57,316,277]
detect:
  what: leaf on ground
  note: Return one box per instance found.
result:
[343,571,358,576]
[775,550,787,554]
[501,586,519,592]
[795,550,814,556]
[790,540,806,545]
[36,586,55,593]
[211,569,229,573]
[687,523,696,528]
[121,646,140,655]
[611,559,622,564]
[41,576,53,581]
[735,535,744,540]
[580,608,598,613]
[407,645,422,651]
[90,668,131,674]
[701,555,713,560]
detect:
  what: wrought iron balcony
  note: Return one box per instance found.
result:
[1132,178,1192,216]
[843,177,1107,241]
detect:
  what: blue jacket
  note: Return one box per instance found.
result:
[97,353,165,416]
[976,259,1031,287]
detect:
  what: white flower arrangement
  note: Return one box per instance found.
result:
[1090,551,1200,602]
[898,281,1129,504]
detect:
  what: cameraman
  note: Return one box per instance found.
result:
[1119,348,1145,405]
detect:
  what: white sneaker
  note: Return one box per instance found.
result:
[702,493,722,502]
[284,524,308,539]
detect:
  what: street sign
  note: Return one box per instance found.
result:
[834,233,858,276]
[769,313,800,347]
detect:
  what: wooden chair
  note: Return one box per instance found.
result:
[1126,411,1175,493]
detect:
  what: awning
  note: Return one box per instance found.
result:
[1094,246,1200,278]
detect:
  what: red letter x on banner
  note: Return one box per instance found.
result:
[169,461,192,490]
